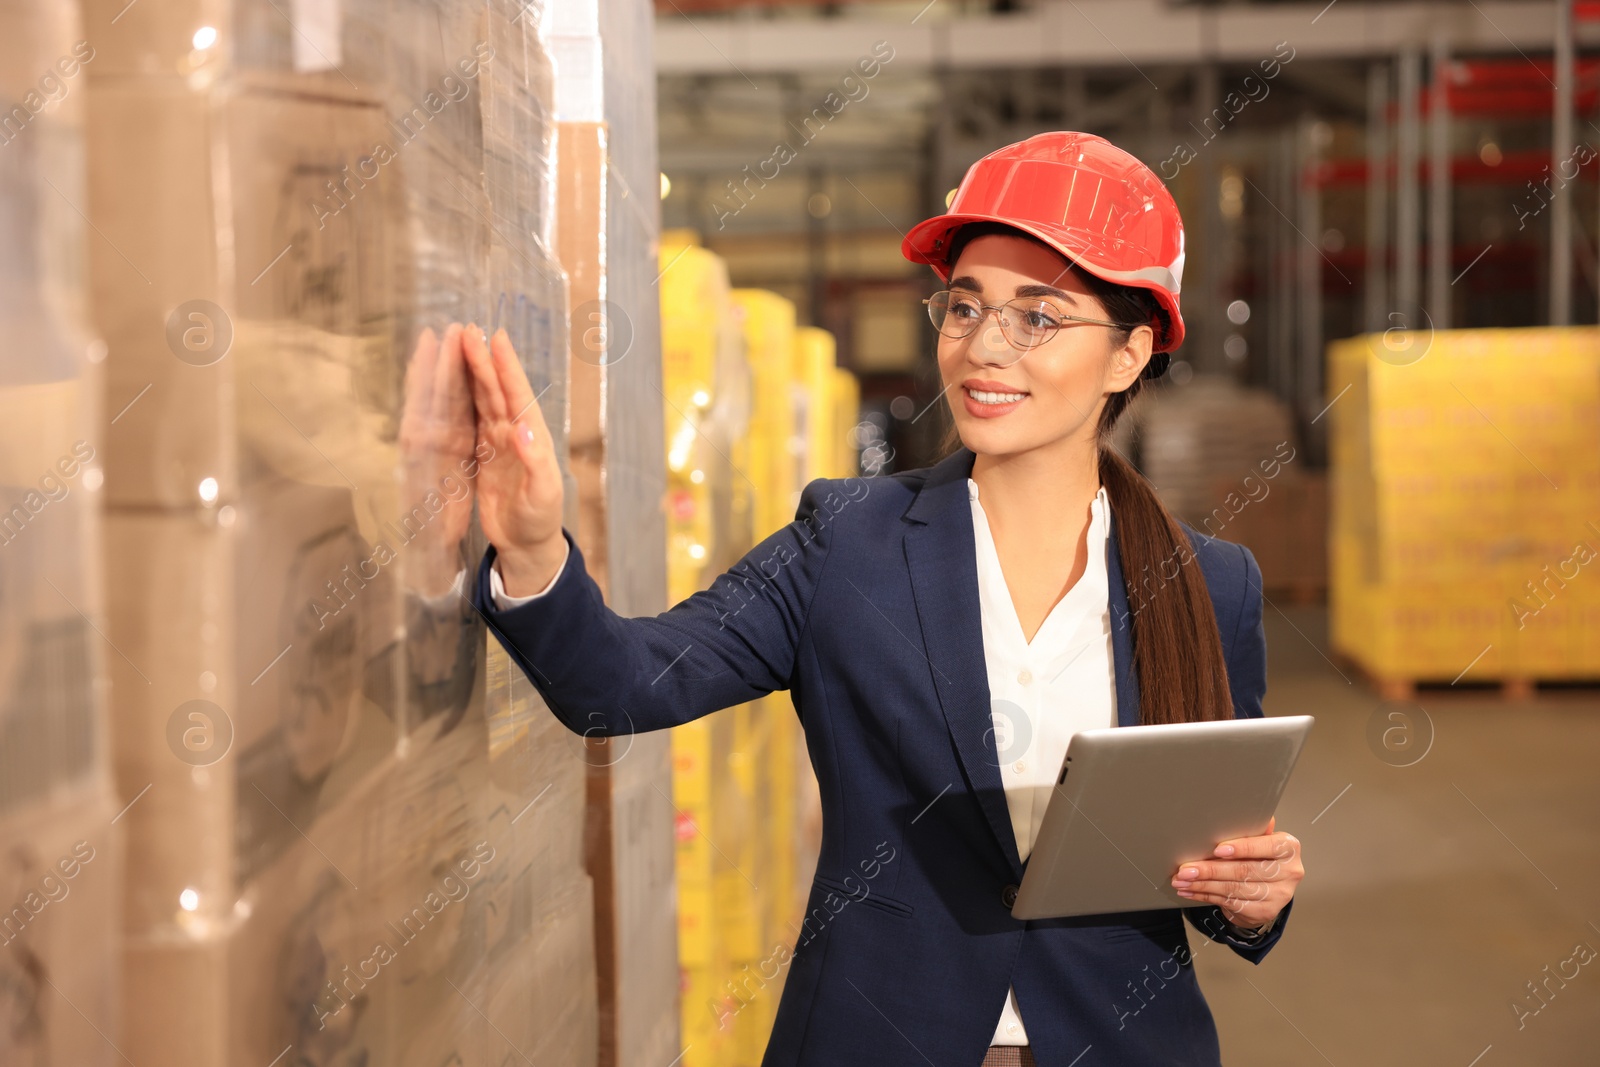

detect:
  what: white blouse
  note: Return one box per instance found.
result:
[489,480,1119,1048]
[970,477,1117,1047]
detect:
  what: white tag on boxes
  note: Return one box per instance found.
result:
[291,0,343,73]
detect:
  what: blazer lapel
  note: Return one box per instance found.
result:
[902,446,1145,881]
[903,446,1025,879]
[1104,505,1143,728]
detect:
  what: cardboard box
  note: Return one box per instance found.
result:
[2,0,108,819]
[0,787,121,1067]
[121,716,592,1065]
[85,2,600,1064]
[557,25,679,1061]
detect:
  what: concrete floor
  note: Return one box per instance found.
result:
[1195,604,1600,1067]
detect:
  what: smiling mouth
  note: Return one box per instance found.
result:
[964,386,1028,405]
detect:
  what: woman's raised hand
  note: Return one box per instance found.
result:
[460,325,568,596]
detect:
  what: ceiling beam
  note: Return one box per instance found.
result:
[656,0,1577,75]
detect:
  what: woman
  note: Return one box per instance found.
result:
[460,132,1305,1066]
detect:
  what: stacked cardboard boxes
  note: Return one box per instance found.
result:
[553,3,680,1063]
[1114,375,1322,596]
[1202,471,1328,599]
[0,5,120,1064]
[85,1,596,1063]
[1125,376,1301,521]
[1327,327,1600,686]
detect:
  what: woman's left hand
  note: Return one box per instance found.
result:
[1169,816,1303,929]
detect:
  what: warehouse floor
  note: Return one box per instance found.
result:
[1197,604,1600,1067]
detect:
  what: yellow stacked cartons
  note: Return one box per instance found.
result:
[724,289,795,1065]
[1327,327,1600,685]
[832,367,864,481]
[736,291,802,539]
[659,231,744,1064]
[660,271,844,1065]
[766,327,834,954]
[796,327,838,500]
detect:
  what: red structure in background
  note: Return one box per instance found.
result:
[1297,54,1600,308]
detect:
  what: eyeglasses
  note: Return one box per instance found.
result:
[923,290,1130,360]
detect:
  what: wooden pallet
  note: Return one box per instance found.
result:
[1367,675,1536,702]
[1336,654,1598,702]
[1263,580,1326,607]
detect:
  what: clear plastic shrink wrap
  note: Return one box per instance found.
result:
[1,4,120,1066]
[553,0,681,1061]
[82,0,595,1063]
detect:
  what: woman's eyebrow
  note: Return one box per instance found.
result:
[949,274,983,292]
[1015,283,1078,305]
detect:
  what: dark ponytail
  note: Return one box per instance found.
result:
[933,224,1234,726]
[1096,446,1234,725]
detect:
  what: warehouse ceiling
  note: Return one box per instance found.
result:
[655,0,1593,391]
[658,0,1580,233]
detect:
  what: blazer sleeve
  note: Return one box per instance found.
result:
[1183,541,1298,961]
[471,476,844,737]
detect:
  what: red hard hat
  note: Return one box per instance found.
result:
[902,131,1187,357]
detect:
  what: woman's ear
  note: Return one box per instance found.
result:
[1107,324,1155,392]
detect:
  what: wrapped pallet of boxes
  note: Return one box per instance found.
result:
[1119,375,1301,517]
[1327,327,1600,693]
[552,1,680,1064]
[85,1,596,1063]
[0,4,121,1065]
[1115,375,1316,595]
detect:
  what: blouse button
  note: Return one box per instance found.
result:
[1012,760,1026,774]
[1017,669,1032,685]
[1007,1024,1020,1036]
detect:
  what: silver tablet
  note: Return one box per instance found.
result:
[1010,715,1314,921]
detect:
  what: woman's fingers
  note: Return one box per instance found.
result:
[1173,831,1301,891]
[1172,858,1288,884]
[1174,825,1301,919]
[463,322,508,422]
[488,327,541,434]
[401,326,440,426]
[1174,879,1274,901]
[435,322,469,420]
[1212,829,1297,861]
[508,418,539,473]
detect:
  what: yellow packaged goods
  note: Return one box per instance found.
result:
[796,327,839,488]
[733,289,800,537]
[832,367,863,479]
[1328,327,1600,685]
[662,269,846,1065]
[660,232,749,598]
[662,232,734,406]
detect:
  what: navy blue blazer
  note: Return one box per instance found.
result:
[475,444,1294,1067]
